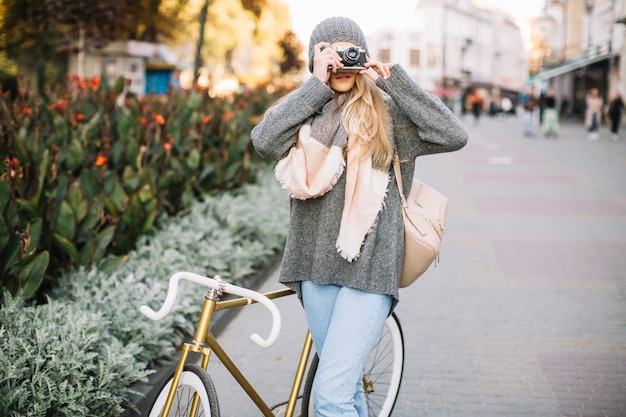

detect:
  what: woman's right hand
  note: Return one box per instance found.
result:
[312,42,343,83]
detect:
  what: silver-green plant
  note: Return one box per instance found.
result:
[0,167,290,416]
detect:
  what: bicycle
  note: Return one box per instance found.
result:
[140,271,405,417]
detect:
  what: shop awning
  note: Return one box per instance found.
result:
[536,53,616,80]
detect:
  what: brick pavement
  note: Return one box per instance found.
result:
[133,114,626,417]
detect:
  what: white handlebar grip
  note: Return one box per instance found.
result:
[215,283,282,348]
[139,271,191,321]
[139,271,282,348]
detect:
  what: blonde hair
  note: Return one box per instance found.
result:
[341,75,393,170]
[262,75,393,170]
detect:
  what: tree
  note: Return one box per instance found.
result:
[240,0,267,18]
[0,0,56,90]
[42,0,127,77]
[122,0,190,43]
[278,31,304,74]
[0,0,190,89]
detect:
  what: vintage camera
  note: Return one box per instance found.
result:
[329,46,367,70]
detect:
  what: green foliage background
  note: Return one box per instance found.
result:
[0,75,288,300]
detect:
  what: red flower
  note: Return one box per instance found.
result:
[74,113,85,122]
[223,111,235,121]
[202,115,212,124]
[94,155,108,166]
[140,117,147,126]
[153,114,165,125]
[4,157,22,179]
[49,99,67,112]
[89,77,101,91]
[21,106,32,115]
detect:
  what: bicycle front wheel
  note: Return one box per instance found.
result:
[301,312,405,417]
[149,364,220,417]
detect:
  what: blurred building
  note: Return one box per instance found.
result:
[366,0,528,105]
[533,0,625,118]
[68,41,184,97]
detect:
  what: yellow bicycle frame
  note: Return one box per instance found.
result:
[160,288,313,417]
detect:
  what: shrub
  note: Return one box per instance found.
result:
[0,75,287,300]
[0,167,290,416]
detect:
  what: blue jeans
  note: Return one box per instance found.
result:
[588,113,599,132]
[301,281,392,417]
[523,110,534,136]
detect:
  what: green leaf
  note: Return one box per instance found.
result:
[19,251,49,299]
[1,234,20,274]
[93,226,115,263]
[67,181,88,223]
[122,166,140,191]
[137,184,153,204]
[187,148,200,170]
[12,132,30,162]
[30,149,49,207]
[78,235,94,264]
[85,110,102,137]
[0,181,11,214]
[0,216,9,250]
[81,196,105,231]
[25,218,42,255]
[56,201,76,240]
[53,233,79,262]
[80,170,99,201]
[108,181,127,212]
[140,199,157,234]
[64,139,85,171]
[18,117,31,140]
[98,255,126,274]
[16,198,39,219]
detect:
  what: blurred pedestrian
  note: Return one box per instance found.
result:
[607,91,624,142]
[538,89,547,125]
[520,87,537,137]
[560,95,570,119]
[585,88,603,141]
[542,88,559,138]
[500,96,513,117]
[469,88,483,124]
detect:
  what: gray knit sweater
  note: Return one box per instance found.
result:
[251,65,468,305]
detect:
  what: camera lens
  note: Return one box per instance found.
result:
[342,47,359,65]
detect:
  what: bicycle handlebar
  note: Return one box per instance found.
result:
[139,271,281,348]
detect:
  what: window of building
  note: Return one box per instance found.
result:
[379,48,390,63]
[409,49,420,67]
[427,44,437,68]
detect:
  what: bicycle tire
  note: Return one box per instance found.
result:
[301,312,405,417]
[149,363,220,417]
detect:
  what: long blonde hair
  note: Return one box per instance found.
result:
[341,75,393,170]
[262,75,393,170]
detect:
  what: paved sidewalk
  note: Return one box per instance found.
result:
[136,115,626,417]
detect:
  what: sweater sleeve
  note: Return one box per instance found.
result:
[375,64,468,158]
[251,76,334,161]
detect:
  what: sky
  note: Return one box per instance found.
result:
[280,0,545,47]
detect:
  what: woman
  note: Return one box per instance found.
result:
[607,91,624,141]
[542,88,559,137]
[585,87,603,141]
[251,16,468,416]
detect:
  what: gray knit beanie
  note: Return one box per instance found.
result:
[308,16,369,72]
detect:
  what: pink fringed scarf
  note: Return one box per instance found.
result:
[274,99,389,261]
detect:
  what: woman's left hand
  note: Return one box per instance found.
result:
[362,58,391,81]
